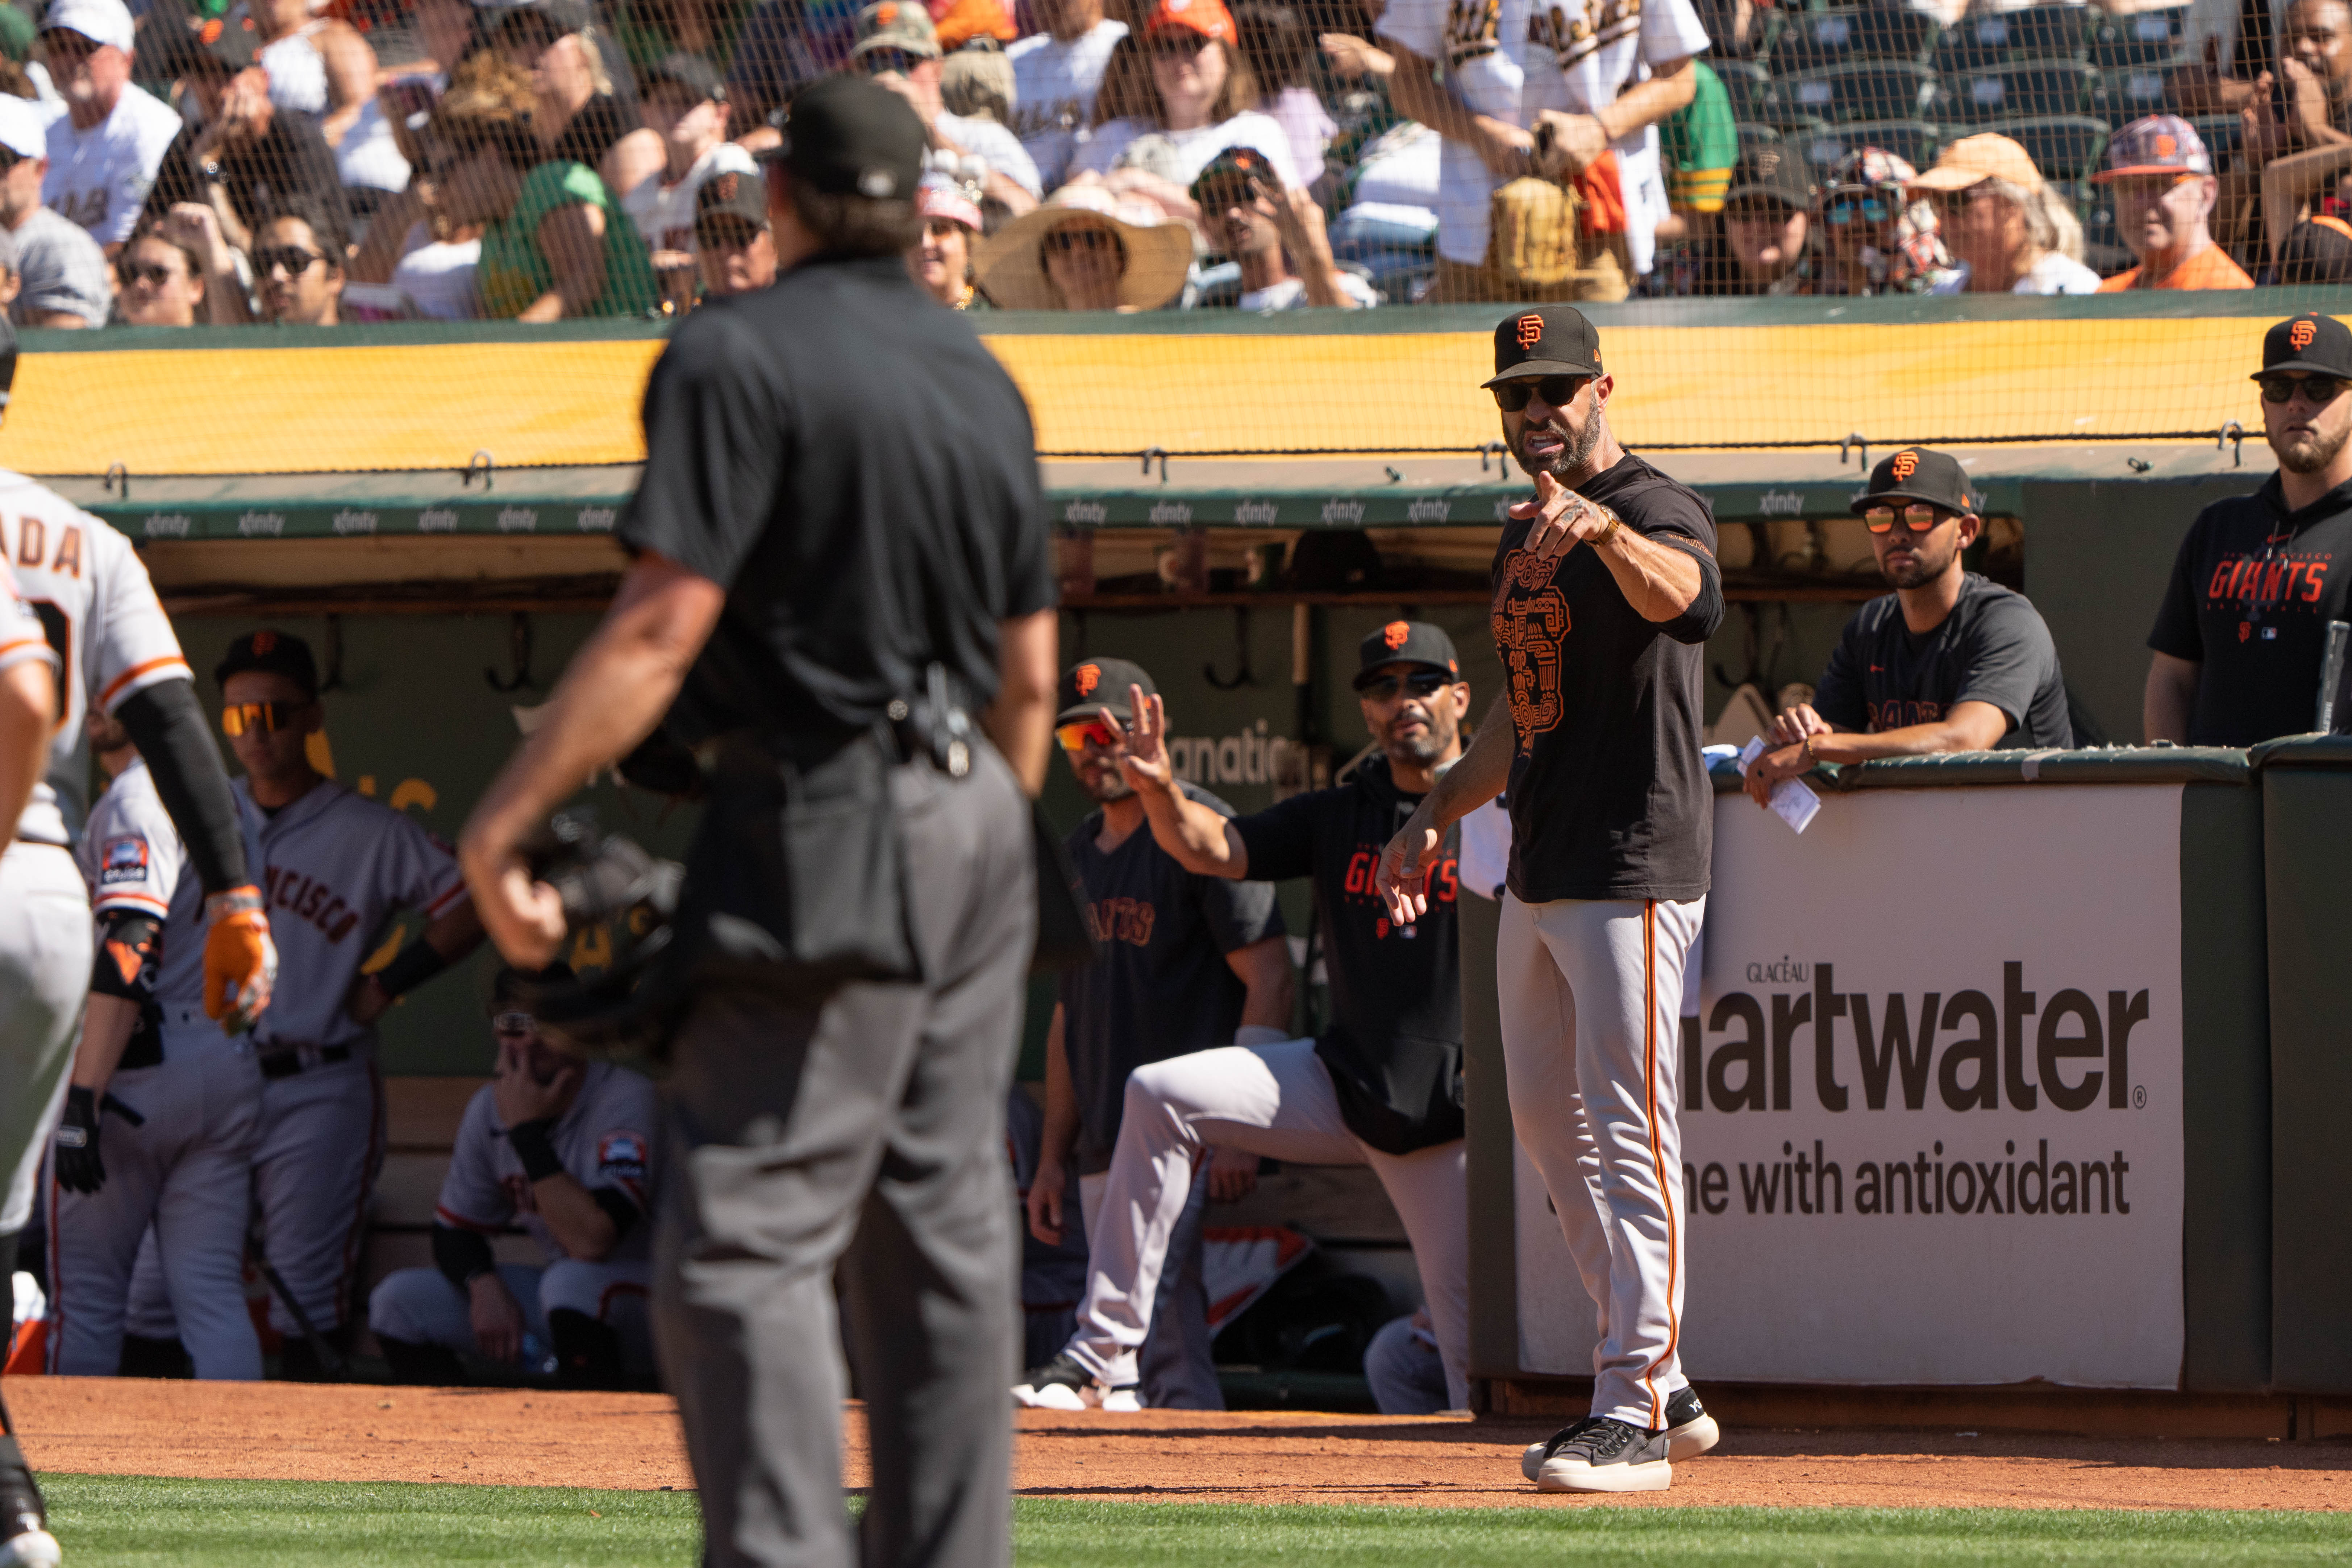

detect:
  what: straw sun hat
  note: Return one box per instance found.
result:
[974,186,1192,311]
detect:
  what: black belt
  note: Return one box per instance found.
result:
[256,1043,352,1079]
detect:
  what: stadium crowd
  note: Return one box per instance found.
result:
[0,0,2339,321]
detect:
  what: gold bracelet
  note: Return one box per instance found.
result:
[1802,733,1816,763]
[1597,513,1622,547]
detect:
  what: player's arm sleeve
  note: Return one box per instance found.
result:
[1810,620,1869,732]
[113,681,249,894]
[87,906,161,1003]
[432,1223,498,1289]
[617,316,789,591]
[2147,516,2209,660]
[1230,791,1321,883]
[1951,598,2061,731]
[1634,493,1725,644]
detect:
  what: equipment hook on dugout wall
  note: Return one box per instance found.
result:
[484,612,536,694]
[1840,432,1869,470]
[2218,422,2244,467]
[1204,606,1257,691]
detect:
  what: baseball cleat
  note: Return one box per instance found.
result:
[1012,1351,1141,1412]
[0,1472,58,1568]
[1533,1417,1674,1493]
[1519,1388,1718,1480]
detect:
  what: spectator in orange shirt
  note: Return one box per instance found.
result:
[2093,116,2254,291]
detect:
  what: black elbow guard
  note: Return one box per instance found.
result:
[114,679,249,893]
[89,908,162,1003]
[432,1222,498,1290]
[589,1185,640,1243]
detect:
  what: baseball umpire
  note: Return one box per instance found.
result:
[459,75,1056,1568]
[0,317,277,1562]
[1380,307,1725,1493]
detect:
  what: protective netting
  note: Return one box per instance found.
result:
[9,0,2352,465]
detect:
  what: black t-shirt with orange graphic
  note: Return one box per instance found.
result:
[1490,452,1724,904]
[2148,474,2352,746]
[1058,782,1285,1174]
[1234,755,1462,1154]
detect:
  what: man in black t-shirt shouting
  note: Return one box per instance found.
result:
[1016,623,1478,1416]
[2147,312,2352,745]
[1015,657,1291,1412]
[1744,448,2072,804]
[1379,307,1726,1495]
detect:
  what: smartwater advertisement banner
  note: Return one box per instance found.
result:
[1515,784,2186,1389]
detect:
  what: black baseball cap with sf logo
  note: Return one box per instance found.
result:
[1850,447,1973,515]
[1485,306,1603,387]
[2253,312,2352,378]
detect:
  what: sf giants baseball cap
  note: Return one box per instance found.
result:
[852,0,942,59]
[1145,0,1237,44]
[2254,312,2352,378]
[1353,621,1460,690]
[1485,306,1602,387]
[215,629,319,696]
[1851,447,1973,515]
[696,167,770,234]
[757,74,927,200]
[2093,115,2212,182]
[1057,657,1156,725]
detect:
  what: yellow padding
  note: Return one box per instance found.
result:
[0,314,2271,477]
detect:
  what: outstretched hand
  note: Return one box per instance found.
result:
[1111,686,1176,794]
[1376,807,1443,924]
[1509,471,1619,561]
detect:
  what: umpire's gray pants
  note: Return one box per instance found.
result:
[654,747,1034,1568]
[1,843,90,1238]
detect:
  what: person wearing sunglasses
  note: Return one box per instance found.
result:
[192,629,487,1380]
[1378,305,1724,1494]
[1798,146,1957,298]
[113,223,209,327]
[2148,313,2352,745]
[251,195,349,326]
[369,962,662,1389]
[845,0,1041,216]
[1015,656,1290,1413]
[1015,623,1478,1421]
[2091,116,2252,293]
[1745,447,2072,810]
[1188,144,1373,311]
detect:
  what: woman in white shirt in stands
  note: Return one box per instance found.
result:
[1063,0,1299,221]
[1910,133,2104,295]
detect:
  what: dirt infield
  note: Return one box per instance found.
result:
[10,1379,2350,1510]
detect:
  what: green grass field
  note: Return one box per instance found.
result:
[39,1474,2352,1566]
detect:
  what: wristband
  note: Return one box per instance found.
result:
[374,940,449,999]
[508,1118,564,1182]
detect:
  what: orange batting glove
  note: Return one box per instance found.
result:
[203,886,278,1033]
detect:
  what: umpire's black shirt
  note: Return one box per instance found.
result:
[1233,755,1463,1155]
[619,252,1053,736]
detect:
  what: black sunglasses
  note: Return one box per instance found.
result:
[859,47,922,74]
[1355,670,1454,701]
[2258,373,2350,405]
[255,245,322,278]
[1492,374,1588,413]
[118,258,177,287]
[1149,30,1212,54]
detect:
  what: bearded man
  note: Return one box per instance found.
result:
[1743,444,2073,805]
[2145,313,2352,744]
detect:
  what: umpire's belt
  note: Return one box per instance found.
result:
[254,1041,354,1078]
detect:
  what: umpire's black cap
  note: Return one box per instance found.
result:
[1851,447,1973,515]
[757,74,926,202]
[1486,305,1603,386]
[1353,620,1460,689]
[1057,657,1155,725]
[215,629,319,696]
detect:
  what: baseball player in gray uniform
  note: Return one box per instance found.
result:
[0,350,276,1561]
[162,630,484,1377]
[368,966,658,1387]
[46,711,266,1381]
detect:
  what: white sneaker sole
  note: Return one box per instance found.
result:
[1523,1414,1717,1480]
[0,1528,62,1568]
[1012,1383,1087,1411]
[1536,1456,1673,1494]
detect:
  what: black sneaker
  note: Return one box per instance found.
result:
[1663,1385,1721,1460]
[1532,1416,1673,1493]
[1011,1349,1141,1412]
[1519,1415,1598,1481]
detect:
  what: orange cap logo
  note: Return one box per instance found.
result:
[2292,319,2318,351]
[2155,134,2177,157]
[199,18,222,42]
[250,631,278,654]
[1074,663,1100,696]
[1515,313,1543,350]
[1383,620,1411,651]
[1890,451,1919,482]
[874,1,898,20]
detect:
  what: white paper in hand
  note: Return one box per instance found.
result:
[1735,736,1822,835]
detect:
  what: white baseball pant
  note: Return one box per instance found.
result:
[1063,1035,1470,1410]
[0,843,90,1238]
[369,1259,656,1374]
[1075,1162,1220,1410]
[1497,893,1704,1430]
[48,1012,263,1380]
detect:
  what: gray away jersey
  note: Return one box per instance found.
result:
[433,1061,659,1265]
[76,756,221,1011]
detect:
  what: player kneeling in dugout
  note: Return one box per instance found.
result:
[1742,445,2072,808]
[368,966,659,1388]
